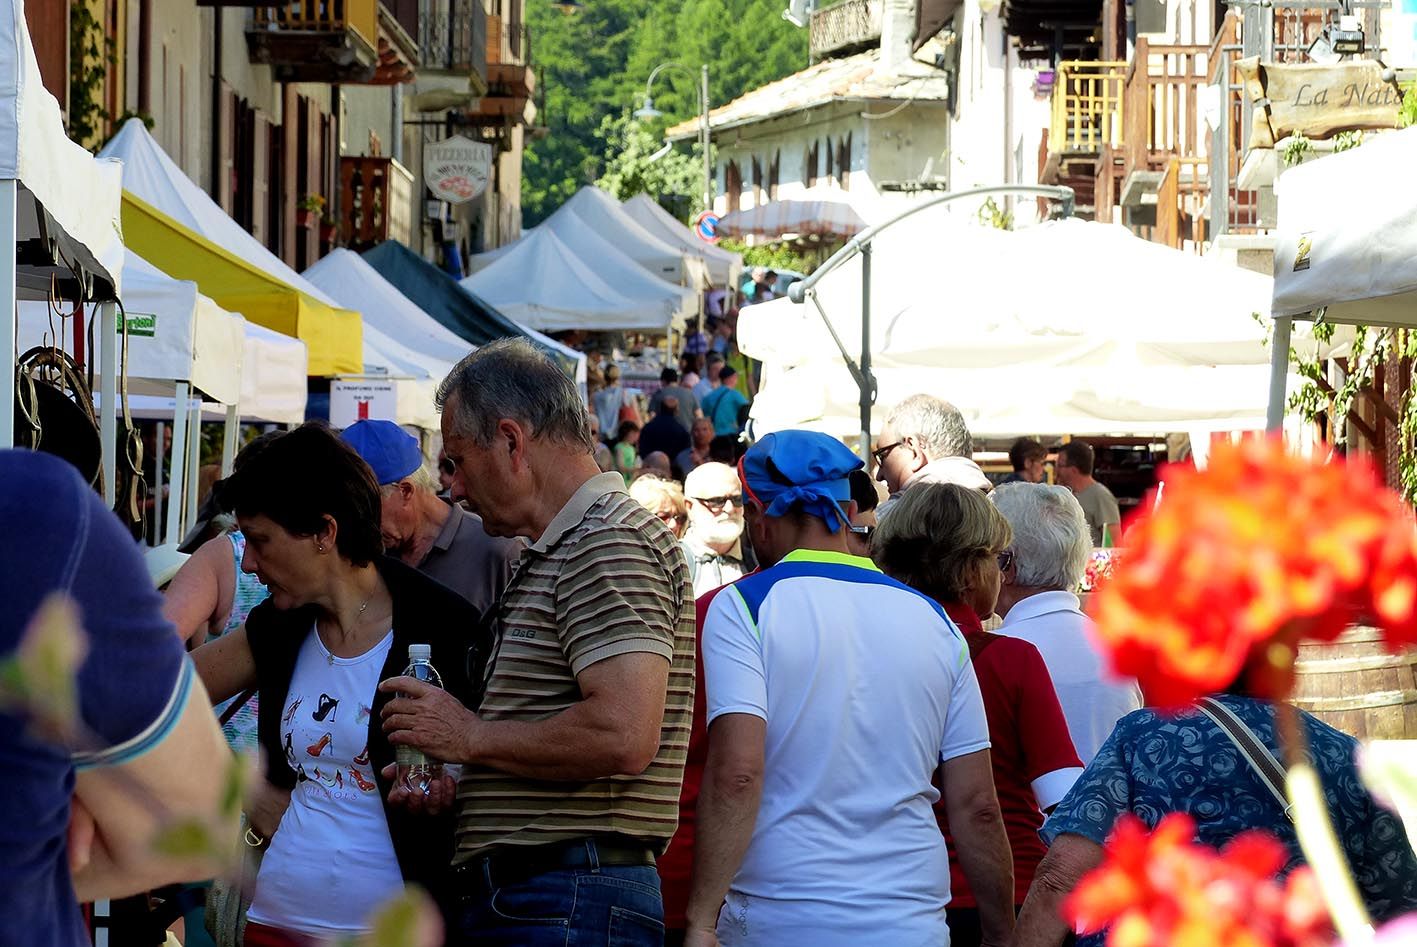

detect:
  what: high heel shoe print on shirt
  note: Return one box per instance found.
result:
[312,693,339,722]
[353,746,370,766]
[306,731,333,758]
[283,696,303,725]
[349,767,377,792]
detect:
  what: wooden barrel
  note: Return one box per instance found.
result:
[1291,626,1417,741]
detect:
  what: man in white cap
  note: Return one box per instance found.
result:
[342,419,521,613]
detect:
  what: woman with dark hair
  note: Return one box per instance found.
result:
[192,422,482,946]
[874,482,1084,947]
[845,468,880,558]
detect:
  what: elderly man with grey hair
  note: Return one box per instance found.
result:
[990,482,1142,763]
[342,419,522,615]
[379,338,696,946]
[874,394,991,519]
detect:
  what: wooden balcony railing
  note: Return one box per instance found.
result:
[1049,61,1126,155]
[809,0,883,59]
[1123,38,1210,171]
[419,0,487,76]
[253,0,378,49]
[339,156,414,249]
[486,15,530,67]
[1155,156,1210,250]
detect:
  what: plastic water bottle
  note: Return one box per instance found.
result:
[395,644,444,794]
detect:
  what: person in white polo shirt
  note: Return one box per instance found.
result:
[686,431,1014,947]
[990,482,1142,763]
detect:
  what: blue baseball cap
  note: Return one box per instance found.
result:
[341,420,423,485]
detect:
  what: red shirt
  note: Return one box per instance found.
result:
[938,604,1083,907]
[658,584,726,930]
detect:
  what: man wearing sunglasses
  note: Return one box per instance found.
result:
[681,463,750,598]
[874,394,992,520]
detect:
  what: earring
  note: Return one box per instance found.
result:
[317,543,325,553]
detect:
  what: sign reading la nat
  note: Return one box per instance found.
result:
[425,135,493,204]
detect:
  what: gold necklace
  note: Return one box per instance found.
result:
[326,596,372,665]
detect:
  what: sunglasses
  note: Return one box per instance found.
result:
[690,494,742,513]
[997,550,1015,572]
[439,458,456,476]
[848,524,875,541]
[656,509,686,526]
[871,441,903,466]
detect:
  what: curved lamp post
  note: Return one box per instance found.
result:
[634,61,712,213]
[783,184,1078,458]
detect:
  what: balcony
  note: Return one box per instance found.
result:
[809,0,883,60]
[419,0,488,94]
[248,0,380,83]
[339,156,415,250]
[458,16,535,127]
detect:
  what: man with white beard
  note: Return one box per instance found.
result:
[681,462,748,597]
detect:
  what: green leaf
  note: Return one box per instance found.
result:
[0,594,88,741]
[357,887,443,947]
[1360,741,1417,844]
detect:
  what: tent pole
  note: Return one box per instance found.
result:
[221,403,240,476]
[185,397,201,537]
[100,301,118,508]
[0,180,14,448]
[858,242,873,460]
[166,383,189,545]
[1266,315,1292,433]
[153,421,165,544]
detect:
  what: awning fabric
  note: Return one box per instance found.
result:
[361,240,587,384]
[621,194,743,289]
[99,119,362,376]
[120,190,361,376]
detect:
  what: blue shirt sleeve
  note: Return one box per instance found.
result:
[0,451,189,769]
[1040,709,1144,846]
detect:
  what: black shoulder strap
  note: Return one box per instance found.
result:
[1195,697,1293,821]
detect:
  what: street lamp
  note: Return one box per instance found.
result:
[551,0,583,14]
[634,61,713,214]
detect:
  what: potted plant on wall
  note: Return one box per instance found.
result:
[296,193,325,229]
[319,214,337,243]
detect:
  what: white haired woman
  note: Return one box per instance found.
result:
[629,474,689,539]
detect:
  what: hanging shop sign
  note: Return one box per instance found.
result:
[1236,58,1404,149]
[424,136,493,204]
[330,378,398,428]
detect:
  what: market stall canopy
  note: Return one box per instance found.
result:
[1,1,122,303]
[462,219,693,333]
[241,322,308,424]
[98,119,362,376]
[470,187,707,290]
[741,217,1348,437]
[716,195,870,240]
[621,194,743,289]
[1272,126,1417,328]
[361,240,587,385]
[305,249,475,367]
[17,253,244,405]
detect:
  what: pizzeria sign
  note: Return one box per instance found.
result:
[425,135,493,204]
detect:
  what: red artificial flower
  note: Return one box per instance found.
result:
[1064,813,1333,947]
[1089,437,1417,707]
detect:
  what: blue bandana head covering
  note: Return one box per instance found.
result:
[739,431,864,532]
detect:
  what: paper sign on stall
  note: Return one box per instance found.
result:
[330,379,398,428]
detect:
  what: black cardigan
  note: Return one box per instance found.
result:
[246,555,486,896]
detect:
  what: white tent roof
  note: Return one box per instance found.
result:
[621,194,743,288]
[1272,126,1417,328]
[1,0,123,300]
[17,253,245,405]
[461,226,691,333]
[742,217,1347,437]
[241,322,308,424]
[470,187,708,292]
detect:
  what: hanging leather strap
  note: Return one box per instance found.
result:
[1195,697,1294,822]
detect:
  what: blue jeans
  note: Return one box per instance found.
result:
[452,858,664,946]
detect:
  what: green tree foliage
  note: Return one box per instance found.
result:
[594,112,706,212]
[525,0,808,224]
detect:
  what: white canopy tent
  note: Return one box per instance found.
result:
[461,225,692,333]
[1268,126,1417,428]
[621,194,743,289]
[0,0,125,505]
[98,119,437,424]
[240,322,308,425]
[743,216,1346,439]
[470,187,708,291]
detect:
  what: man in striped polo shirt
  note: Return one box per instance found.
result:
[381,338,696,945]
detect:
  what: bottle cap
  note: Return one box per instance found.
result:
[408,643,432,661]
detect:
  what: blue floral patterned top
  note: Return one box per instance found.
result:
[1042,695,1417,943]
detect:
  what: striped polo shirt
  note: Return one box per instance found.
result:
[454,471,696,860]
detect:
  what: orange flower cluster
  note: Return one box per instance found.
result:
[1065,814,1331,947]
[1089,437,1417,707]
